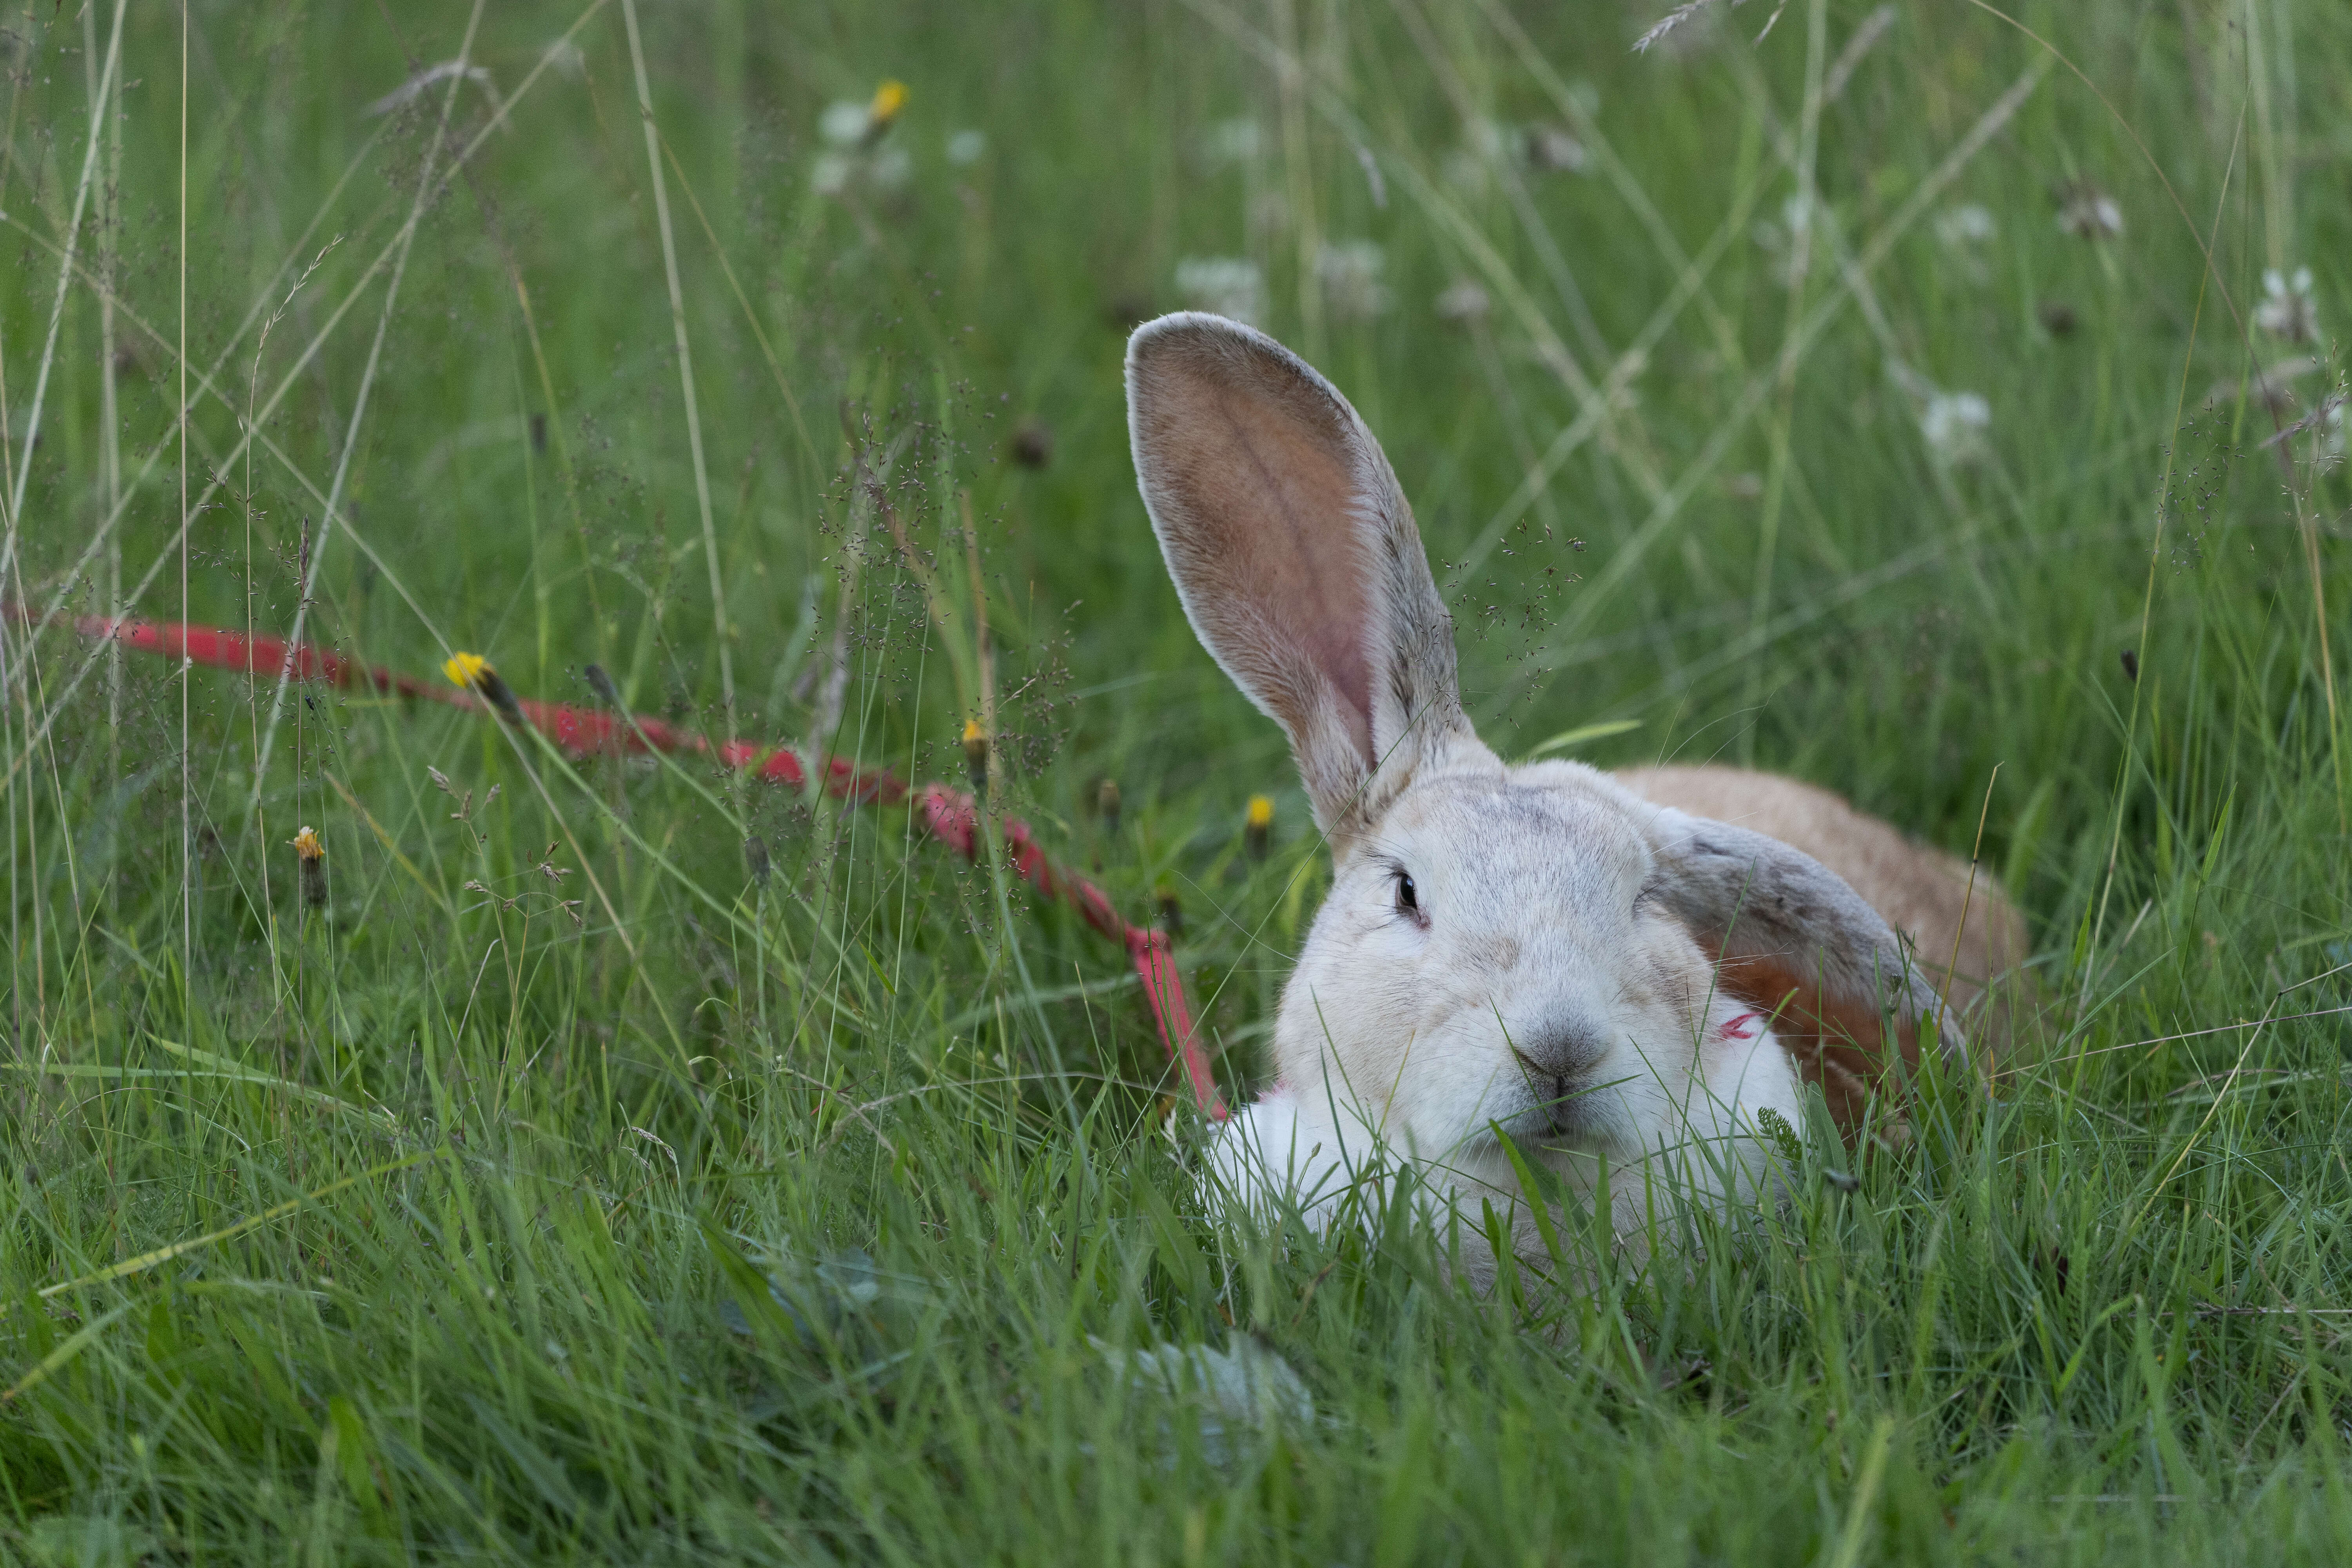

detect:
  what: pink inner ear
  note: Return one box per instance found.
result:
[1716,1011,1762,1043]
[1203,387,1373,756]
[1136,328,1383,773]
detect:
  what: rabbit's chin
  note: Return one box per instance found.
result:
[1201,1023,1807,1247]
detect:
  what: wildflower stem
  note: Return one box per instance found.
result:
[622,0,735,734]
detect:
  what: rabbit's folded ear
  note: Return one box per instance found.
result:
[1644,808,1966,1096]
[1127,312,1482,838]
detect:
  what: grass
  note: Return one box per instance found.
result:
[2,0,2349,1560]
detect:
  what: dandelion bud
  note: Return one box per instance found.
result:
[290,826,328,910]
[743,833,773,891]
[1244,793,1273,862]
[444,651,523,724]
[864,79,908,144]
[1156,885,1183,942]
[1096,777,1122,841]
[962,718,990,795]
[584,662,622,709]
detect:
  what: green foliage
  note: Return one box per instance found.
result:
[2,0,2349,1560]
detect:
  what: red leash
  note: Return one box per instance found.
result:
[19,608,1227,1120]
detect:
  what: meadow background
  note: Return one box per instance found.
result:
[2,0,2349,1560]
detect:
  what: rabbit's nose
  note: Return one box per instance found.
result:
[1510,1024,1603,1083]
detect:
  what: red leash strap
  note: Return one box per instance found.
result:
[17,608,1229,1120]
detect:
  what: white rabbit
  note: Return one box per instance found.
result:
[1123,312,2028,1254]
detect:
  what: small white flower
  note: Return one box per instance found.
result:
[1920,390,1991,465]
[1753,194,1817,288]
[2254,267,2319,345]
[818,100,871,147]
[946,128,987,166]
[868,145,911,191]
[1202,117,1261,167]
[811,150,853,196]
[1935,203,1996,248]
[542,38,586,80]
[1174,257,1267,326]
[1442,117,1510,192]
[2056,180,2123,240]
[1434,278,1491,325]
[1524,125,1588,173]
[1316,240,1390,321]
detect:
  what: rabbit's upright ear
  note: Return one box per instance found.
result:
[1643,809,1967,1122]
[1127,313,1481,838]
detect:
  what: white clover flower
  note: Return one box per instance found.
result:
[946,129,987,167]
[818,100,871,147]
[1920,390,1991,465]
[2056,180,2123,240]
[1935,203,1996,248]
[1441,117,1510,192]
[2255,267,2319,345]
[869,146,911,191]
[811,151,853,196]
[1316,240,1391,321]
[1434,278,1491,325]
[1753,194,1817,288]
[1524,125,1588,173]
[1202,117,1261,167]
[1174,256,1267,326]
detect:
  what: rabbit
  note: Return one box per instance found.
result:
[1123,311,2029,1253]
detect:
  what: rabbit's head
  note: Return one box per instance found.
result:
[1126,313,1949,1222]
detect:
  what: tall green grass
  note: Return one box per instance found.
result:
[2,0,2348,1560]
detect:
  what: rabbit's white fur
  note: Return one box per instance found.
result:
[1126,312,1958,1249]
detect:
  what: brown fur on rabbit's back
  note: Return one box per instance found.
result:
[1616,765,2030,1121]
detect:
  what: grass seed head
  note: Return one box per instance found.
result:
[1096,777,1122,840]
[1010,421,1054,468]
[584,662,623,709]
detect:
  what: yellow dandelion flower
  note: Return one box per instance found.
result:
[443,651,492,691]
[869,79,908,128]
[291,826,328,909]
[442,650,523,722]
[962,717,990,793]
[1246,794,1274,829]
[1245,793,1273,861]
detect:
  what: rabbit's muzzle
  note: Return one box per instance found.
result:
[1509,1028,1610,1138]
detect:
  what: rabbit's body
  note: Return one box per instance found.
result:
[1617,765,2030,1125]
[1124,312,2027,1252]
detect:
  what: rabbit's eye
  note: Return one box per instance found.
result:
[1394,870,1419,914]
